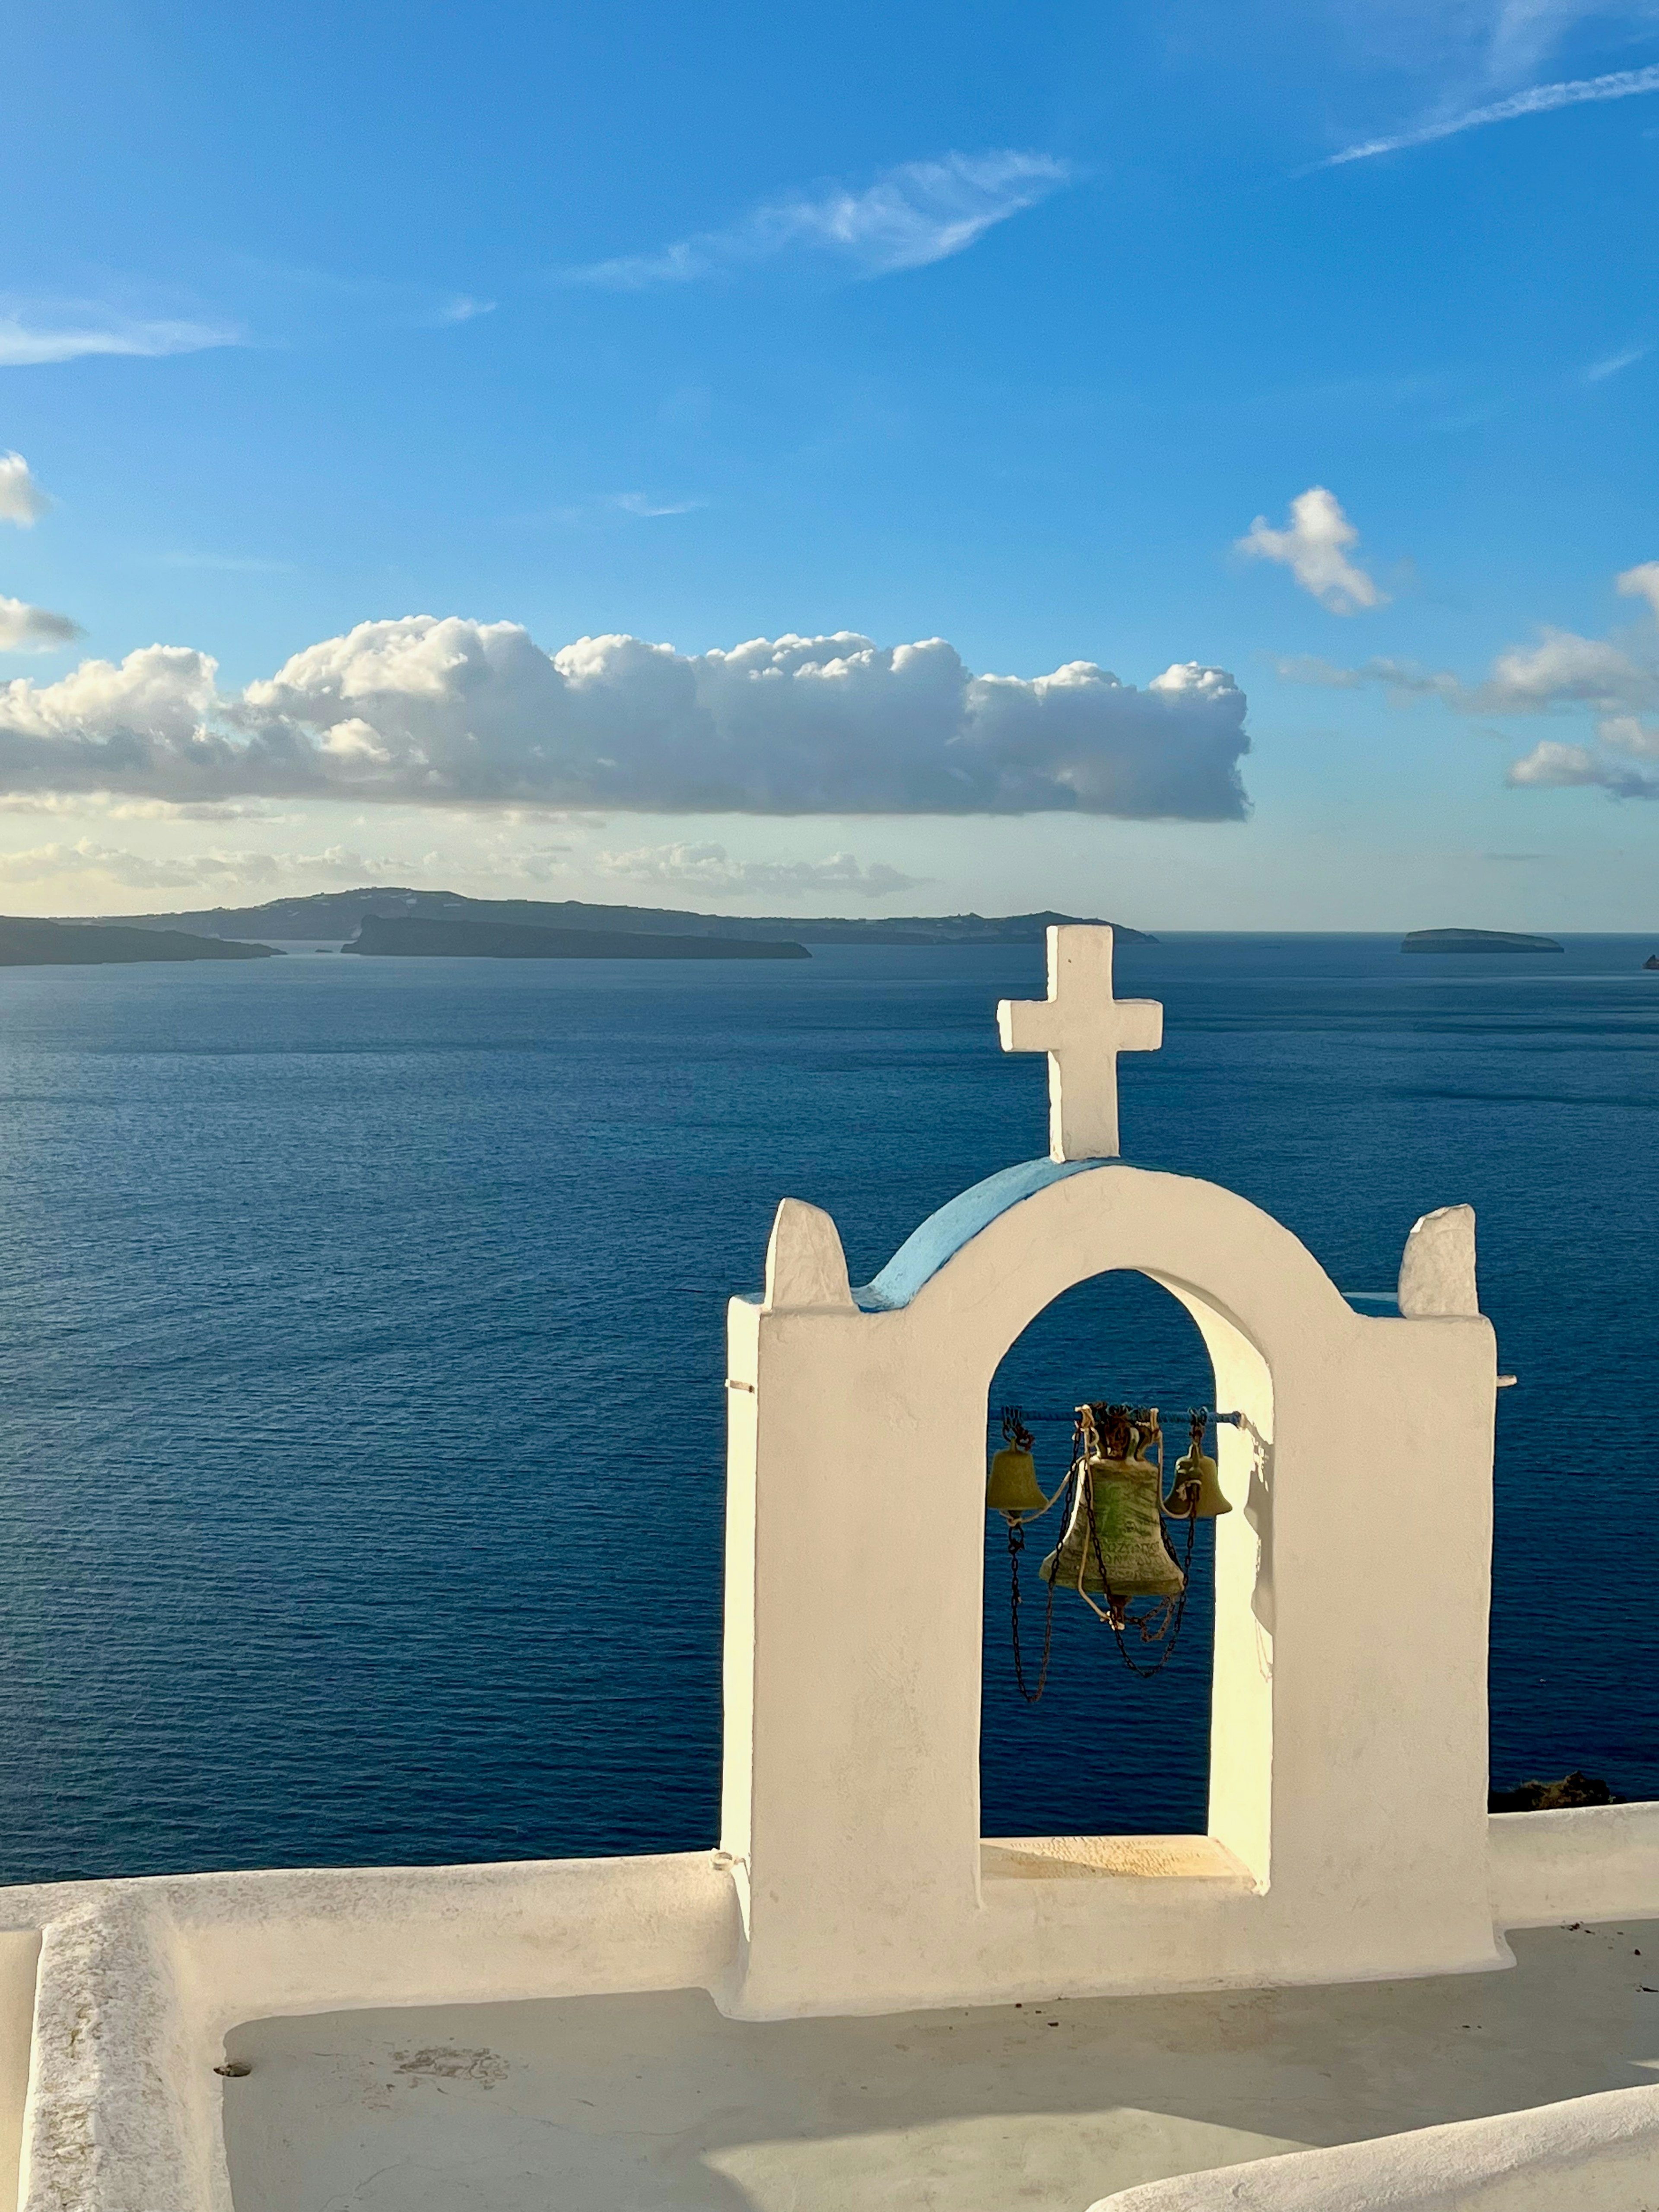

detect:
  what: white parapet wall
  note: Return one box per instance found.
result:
[7,1854,736,2212]
[0,1811,1654,2212]
[1086,2083,1659,2212]
[1490,1802,1659,1929]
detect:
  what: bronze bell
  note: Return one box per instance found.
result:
[1041,1449,1186,1600]
[986,1443,1047,1517]
[1164,1419,1231,1519]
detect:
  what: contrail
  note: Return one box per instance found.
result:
[1325,62,1659,167]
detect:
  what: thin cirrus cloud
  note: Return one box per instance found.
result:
[1236,487,1388,614]
[595,842,925,900]
[566,150,1074,288]
[609,493,703,519]
[1584,344,1650,383]
[0,308,241,369]
[0,619,1252,821]
[1323,62,1659,167]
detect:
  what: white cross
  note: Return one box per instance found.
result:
[997,925,1163,1162]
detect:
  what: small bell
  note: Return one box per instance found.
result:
[987,1410,1047,1518]
[1163,1414,1231,1519]
[987,1443,1047,1516]
[1041,1410,1185,1601]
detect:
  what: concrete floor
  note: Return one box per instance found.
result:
[222,1921,1659,2212]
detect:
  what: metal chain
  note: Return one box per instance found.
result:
[1002,1402,1057,1702]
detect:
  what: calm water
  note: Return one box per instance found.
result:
[0,934,1652,1883]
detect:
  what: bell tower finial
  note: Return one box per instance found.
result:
[996,924,1162,1162]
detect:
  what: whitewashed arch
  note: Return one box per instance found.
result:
[718,1160,1501,2020]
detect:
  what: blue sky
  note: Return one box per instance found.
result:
[3,0,1658,927]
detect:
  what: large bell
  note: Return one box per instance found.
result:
[1164,1441,1231,1519]
[1040,1452,1186,1600]
[986,1443,1047,1517]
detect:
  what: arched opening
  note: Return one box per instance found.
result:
[979,1269,1219,1841]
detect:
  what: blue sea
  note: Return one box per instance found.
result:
[0,934,1653,1884]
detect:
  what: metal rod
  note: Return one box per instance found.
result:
[998,1406,1246,1426]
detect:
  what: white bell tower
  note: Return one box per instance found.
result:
[718,926,1501,2021]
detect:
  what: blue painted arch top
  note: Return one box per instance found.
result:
[856,1156,1116,1311]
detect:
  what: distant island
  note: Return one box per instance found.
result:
[1401,928,1564,954]
[0,918,280,966]
[342,915,808,961]
[81,887,1154,948]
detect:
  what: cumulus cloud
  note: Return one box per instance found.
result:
[0,596,83,652]
[0,453,48,526]
[1324,61,1659,167]
[0,310,239,369]
[595,842,925,899]
[1507,715,1659,796]
[0,621,1251,819]
[1237,487,1388,613]
[1616,560,1659,618]
[568,151,1073,287]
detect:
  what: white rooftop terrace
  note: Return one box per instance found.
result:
[222,1922,1659,2212]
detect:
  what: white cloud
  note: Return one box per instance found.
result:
[610,493,702,518]
[0,452,48,526]
[0,621,1251,819]
[1479,627,1659,710]
[1584,343,1649,383]
[1508,714,1659,795]
[1327,0,1659,90]
[0,596,83,652]
[1616,559,1659,617]
[594,842,925,899]
[1325,61,1659,166]
[567,151,1073,287]
[1278,608,1659,715]
[1237,487,1388,613]
[0,793,285,820]
[0,839,445,892]
[1277,560,1659,795]
[0,311,240,369]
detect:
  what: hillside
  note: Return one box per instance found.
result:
[0,918,280,966]
[342,915,808,960]
[82,888,1151,946]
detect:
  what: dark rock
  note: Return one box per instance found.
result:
[1488,1770,1624,1812]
